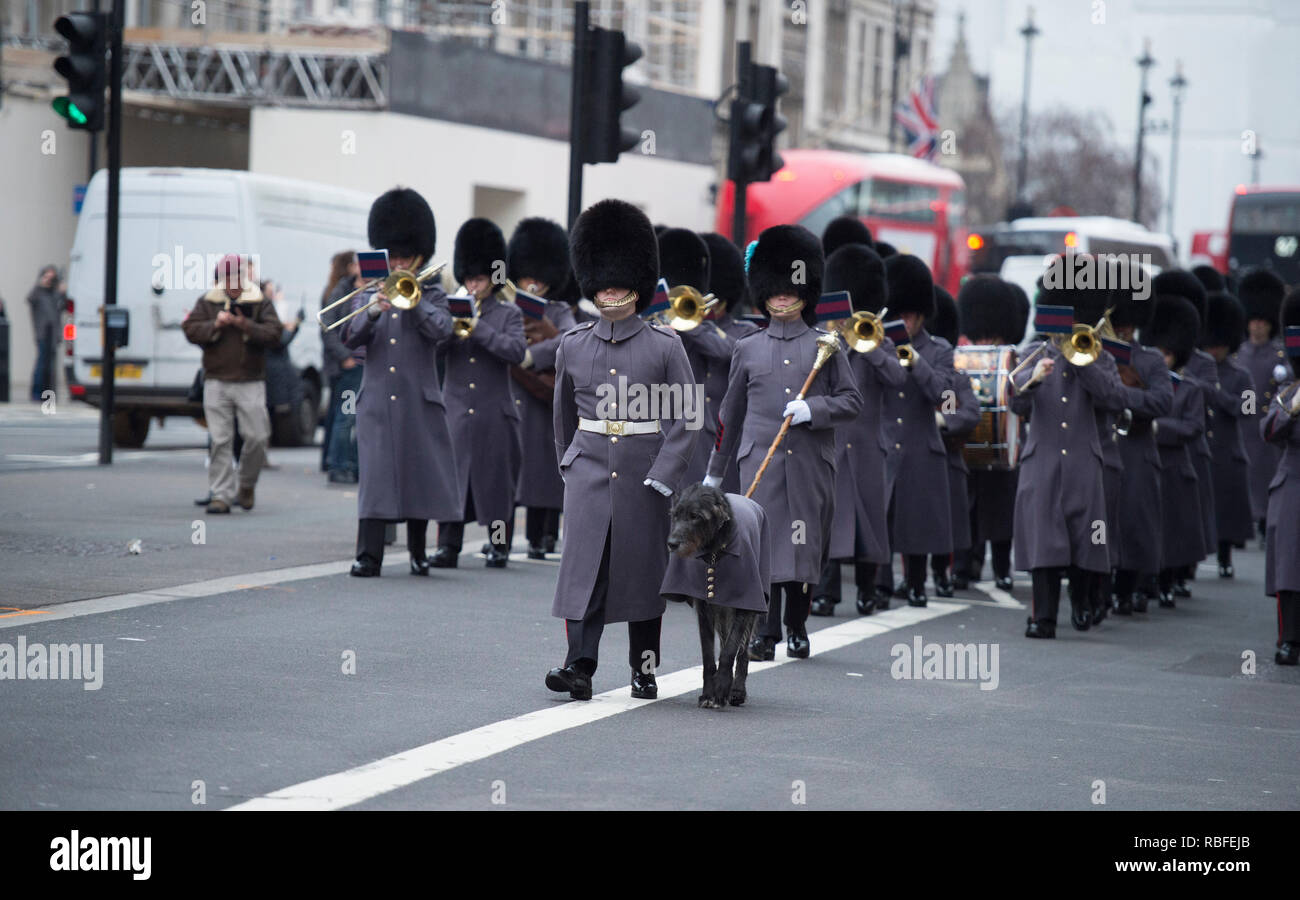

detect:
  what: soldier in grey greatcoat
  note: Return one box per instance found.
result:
[877,255,957,608]
[1144,294,1207,607]
[956,276,1028,592]
[432,218,528,569]
[1234,269,1292,542]
[508,218,576,559]
[343,187,462,577]
[544,199,700,702]
[1011,261,1126,638]
[1201,291,1256,576]
[810,243,905,617]
[706,225,862,660]
[1263,289,1300,666]
[927,285,982,598]
[1109,286,1173,616]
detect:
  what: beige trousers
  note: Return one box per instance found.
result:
[204,378,270,504]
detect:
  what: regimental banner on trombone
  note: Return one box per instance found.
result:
[357,250,390,281]
[641,278,671,320]
[447,296,475,319]
[514,288,547,320]
[816,290,852,324]
[1035,304,1075,335]
[1285,325,1300,358]
[1101,337,1132,365]
[884,318,910,346]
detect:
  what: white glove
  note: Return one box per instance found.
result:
[934,411,947,430]
[702,474,723,488]
[783,399,811,425]
[644,478,673,497]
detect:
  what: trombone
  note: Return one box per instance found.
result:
[1008,310,1108,383]
[453,279,518,339]
[318,259,447,332]
[837,307,887,354]
[656,285,720,332]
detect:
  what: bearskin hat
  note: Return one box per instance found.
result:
[453,218,507,288]
[930,286,959,346]
[824,244,888,315]
[1282,286,1300,331]
[367,187,435,263]
[1142,294,1201,370]
[1192,264,1226,294]
[1005,281,1031,343]
[553,264,582,305]
[821,215,874,257]
[957,275,1019,344]
[1104,255,1156,332]
[884,254,935,320]
[507,217,570,292]
[700,232,749,313]
[1238,268,1286,337]
[1037,254,1111,326]
[874,240,897,259]
[1202,291,1247,350]
[1152,268,1207,324]
[746,225,824,326]
[658,228,710,291]
[569,199,659,313]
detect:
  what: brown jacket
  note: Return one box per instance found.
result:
[182,287,283,382]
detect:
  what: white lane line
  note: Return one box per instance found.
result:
[0,554,410,630]
[966,580,1026,609]
[229,601,961,811]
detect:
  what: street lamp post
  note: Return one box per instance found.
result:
[1133,39,1155,226]
[1016,6,1039,203]
[1165,61,1187,240]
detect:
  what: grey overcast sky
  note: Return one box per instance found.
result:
[931,0,1300,252]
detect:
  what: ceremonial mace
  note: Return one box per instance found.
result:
[745,332,842,499]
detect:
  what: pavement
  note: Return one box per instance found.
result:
[1,401,1297,810]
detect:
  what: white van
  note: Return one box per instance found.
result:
[67,167,374,447]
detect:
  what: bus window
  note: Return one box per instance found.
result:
[1229,191,1300,282]
[947,189,965,230]
[860,179,940,223]
[796,181,862,237]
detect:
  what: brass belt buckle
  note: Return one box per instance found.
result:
[608,421,624,436]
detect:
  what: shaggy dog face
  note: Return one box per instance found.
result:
[667,484,733,559]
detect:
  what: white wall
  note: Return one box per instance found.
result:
[247,108,717,245]
[0,93,90,402]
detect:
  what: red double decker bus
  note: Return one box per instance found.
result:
[715,149,969,294]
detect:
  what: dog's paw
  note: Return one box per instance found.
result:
[698,695,722,709]
[728,688,747,706]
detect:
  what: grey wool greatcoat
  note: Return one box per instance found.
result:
[1010,343,1125,573]
[940,365,984,553]
[1092,374,1128,569]
[881,329,956,555]
[551,315,699,623]
[439,297,528,526]
[1187,350,1220,553]
[708,317,863,585]
[661,492,772,612]
[1235,338,1292,522]
[1155,374,1208,569]
[517,300,578,509]
[828,337,906,562]
[1263,386,1300,594]
[1114,344,1173,573]
[1207,357,1256,545]
[683,314,760,491]
[344,285,463,522]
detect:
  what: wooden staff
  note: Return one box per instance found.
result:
[745,332,841,499]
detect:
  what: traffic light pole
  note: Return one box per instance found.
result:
[566,1,589,232]
[730,41,751,249]
[98,0,123,465]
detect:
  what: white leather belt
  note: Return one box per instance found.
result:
[578,417,660,436]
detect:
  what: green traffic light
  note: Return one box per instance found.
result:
[52,97,88,125]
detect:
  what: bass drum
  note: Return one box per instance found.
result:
[954,344,1021,470]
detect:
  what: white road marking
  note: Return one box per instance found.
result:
[967,580,1026,609]
[229,602,961,811]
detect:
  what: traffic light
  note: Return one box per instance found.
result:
[52,12,107,131]
[583,26,642,164]
[728,62,788,185]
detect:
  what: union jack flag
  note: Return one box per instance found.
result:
[894,76,941,161]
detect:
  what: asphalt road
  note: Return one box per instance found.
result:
[1,402,1297,810]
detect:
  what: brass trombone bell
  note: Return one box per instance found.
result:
[663,285,719,331]
[897,344,916,368]
[838,310,886,354]
[318,259,447,332]
[1061,323,1101,367]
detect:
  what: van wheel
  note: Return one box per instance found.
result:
[112,410,150,448]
